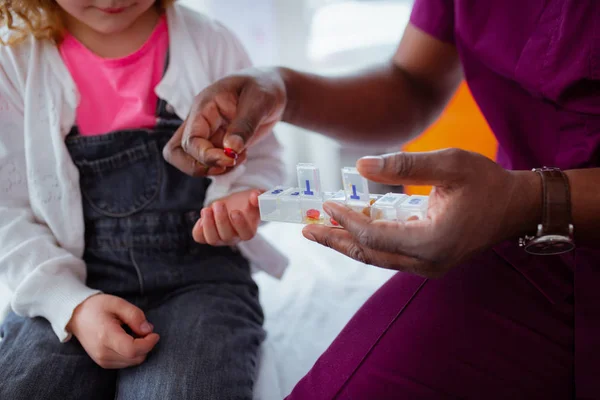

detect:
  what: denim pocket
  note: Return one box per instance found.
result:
[73,140,162,217]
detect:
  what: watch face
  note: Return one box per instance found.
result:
[525,235,575,255]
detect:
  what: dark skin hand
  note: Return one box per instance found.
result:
[164,23,600,277]
[303,150,541,277]
[164,24,462,168]
[162,73,281,176]
[304,155,599,277]
[163,117,247,177]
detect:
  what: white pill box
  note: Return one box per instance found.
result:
[258,164,429,227]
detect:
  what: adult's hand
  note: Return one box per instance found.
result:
[163,69,286,176]
[303,149,541,278]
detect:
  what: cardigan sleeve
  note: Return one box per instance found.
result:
[0,47,100,342]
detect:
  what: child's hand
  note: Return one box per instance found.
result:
[193,189,263,246]
[67,294,160,369]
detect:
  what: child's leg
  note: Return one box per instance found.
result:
[0,312,117,400]
[116,282,265,400]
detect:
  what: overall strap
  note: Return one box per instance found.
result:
[155,48,183,125]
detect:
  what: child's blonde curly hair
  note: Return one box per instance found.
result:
[0,0,175,45]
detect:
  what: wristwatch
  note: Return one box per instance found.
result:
[518,167,575,255]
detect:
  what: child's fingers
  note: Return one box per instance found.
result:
[106,296,153,337]
[106,320,159,360]
[245,199,262,227]
[92,346,144,369]
[132,333,160,356]
[103,345,150,368]
[122,355,147,368]
[212,201,236,242]
[248,189,263,208]
[201,208,222,245]
[230,210,255,241]
[109,356,147,369]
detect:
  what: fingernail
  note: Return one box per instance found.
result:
[322,203,332,215]
[140,322,153,334]
[225,134,245,152]
[358,156,384,174]
[304,231,316,241]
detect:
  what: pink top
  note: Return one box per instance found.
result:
[60,17,169,136]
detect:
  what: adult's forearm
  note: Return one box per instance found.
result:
[278,63,450,147]
[511,168,599,247]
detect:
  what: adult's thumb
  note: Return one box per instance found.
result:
[223,79,283,153]
[223,119,257,155]
[222,93,265,154]
[356,148,469,186]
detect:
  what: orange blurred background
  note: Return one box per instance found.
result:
[402,82,498,195]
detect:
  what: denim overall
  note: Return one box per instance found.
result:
[0,94,265,400]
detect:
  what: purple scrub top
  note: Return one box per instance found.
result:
[411,1,599,396]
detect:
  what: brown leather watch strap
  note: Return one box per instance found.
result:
[534,167,572,237]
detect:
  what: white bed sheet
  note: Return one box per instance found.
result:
[253,223,394,399]
[0,223,394,399]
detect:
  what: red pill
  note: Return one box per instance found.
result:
[330,218,339,226]
[224,148,238,160]
[306,209,320,220]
